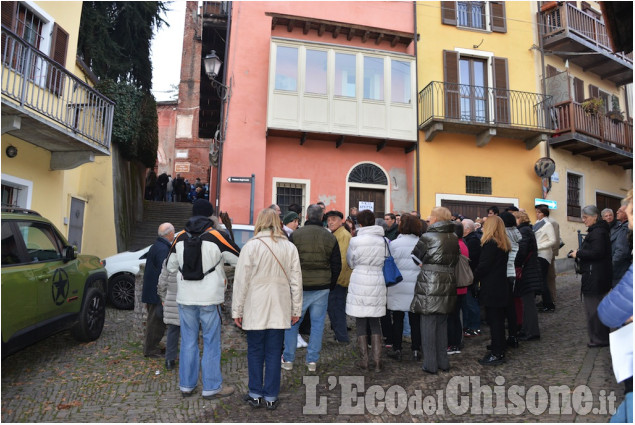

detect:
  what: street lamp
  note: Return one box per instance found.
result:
[204,50,230,100]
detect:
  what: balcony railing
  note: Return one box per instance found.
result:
[540,3,633,64]
[1,26,114,150]
[418,81,553,131]
[202,1,230,17]
[552,100,633,152]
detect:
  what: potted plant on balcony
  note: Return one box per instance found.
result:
[606,96,625,123]
[581,97,603,116]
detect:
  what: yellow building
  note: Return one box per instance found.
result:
[538,0,632,254]
[1,1,117,259]
[415,1,552,222]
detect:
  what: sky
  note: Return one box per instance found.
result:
[151,1,186,102]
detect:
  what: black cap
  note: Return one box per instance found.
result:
[324,210,343,219]
[192,199,214,217]
[499,211,516,228]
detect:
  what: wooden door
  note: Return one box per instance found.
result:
[349,188,385,218]
[440,199,513,221]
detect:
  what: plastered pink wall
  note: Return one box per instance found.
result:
[221,1,415,224]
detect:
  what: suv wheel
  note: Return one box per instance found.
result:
[71,287,106,342]
[108,274,135,310]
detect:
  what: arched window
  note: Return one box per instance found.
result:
[348,163,388,185]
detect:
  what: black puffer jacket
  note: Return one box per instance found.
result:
[514,222,543,296]
[410,221,459,315]
[475,240,509,307]
[577,220,612,295]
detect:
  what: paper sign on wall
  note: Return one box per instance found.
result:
[359,201,374,212]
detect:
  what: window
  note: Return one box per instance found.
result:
[391,60,411,104]
[305,49,327,95]
[465,176,492,194]
[348,163,388,185]
[2,222,22,265]
[567,173,582,218]
[276,182,305,216]
[335,53,356,97]
[459,57,487,122]
[363,56,384,101]
[15,3,44,49]
[18,221,64,263]
[457,1,485,29]
[275,46,298,91]
[441,1,506,33]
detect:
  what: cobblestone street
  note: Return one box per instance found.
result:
[1,271,624,422]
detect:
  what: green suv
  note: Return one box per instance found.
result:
[1,207,107,358]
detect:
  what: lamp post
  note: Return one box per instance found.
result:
[203,50,231,213]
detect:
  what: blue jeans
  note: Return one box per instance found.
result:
[327,285,349,342]
[165,324,180,362]
[247,329,284,402]
[283,289,329,364]
[178,304,223,396]
[462,286,481,330]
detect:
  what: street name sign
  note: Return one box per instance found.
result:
[227,176,252,183]
[535,198,557,209]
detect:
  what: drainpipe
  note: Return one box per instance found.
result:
[537,4,550,158]
[413,1,421,213]
[214,2,232,213]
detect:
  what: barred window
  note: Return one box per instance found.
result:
[276,183,304,216]
[465,176,492,194]
[567,173,582,218]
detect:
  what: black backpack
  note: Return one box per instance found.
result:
[179,230,222,281]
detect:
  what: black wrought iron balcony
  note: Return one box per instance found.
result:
[550,100,632,169]
[418,81,554,148]
[539,3,632,86]
[1,26,114,166]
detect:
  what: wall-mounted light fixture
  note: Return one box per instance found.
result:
[6,145,17,158]
[203,50,230,100]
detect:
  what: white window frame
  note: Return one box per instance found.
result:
[272,177,311,218]
[566,170,585,218]
[1,173,33,209]
[455,47,497,124]
[345,161,391,214]
[19,2,55,87]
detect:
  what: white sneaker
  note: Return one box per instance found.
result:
[281,358,293,371]
[306,362,317,372]
[297,334,308,348]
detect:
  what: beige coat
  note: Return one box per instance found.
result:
[232,231,303,330]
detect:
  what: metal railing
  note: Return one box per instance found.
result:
[552,100,633,151]
[1,26,114,150]
[540,3,633,64]
[418,81,554,130]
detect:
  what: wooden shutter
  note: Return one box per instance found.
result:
[588,84,600,99]
[546,65,558,78]
[490,1,507,33]
[492,57,509,124]
[47,23,69,96]
[441,1,457,26]
[444,50,460,119]
[573,77,584,103]
[1,1,17,65]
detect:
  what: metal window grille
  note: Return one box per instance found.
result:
[567,173,582,217]
[348,163,388,185]
[465,176,492,195]
[276,183,304,215]
[457,1,486,30]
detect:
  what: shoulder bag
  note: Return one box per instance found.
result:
[455,254,474,288]
[383,239,403,287]
[257,239,290,283]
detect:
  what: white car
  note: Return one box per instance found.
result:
[101,224,254,310]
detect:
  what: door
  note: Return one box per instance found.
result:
[596,193,621,214]
[349,188,385,219]
[68,197,85,252]
[459,57,488,122]
[441,199,512,221]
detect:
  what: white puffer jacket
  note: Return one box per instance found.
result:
[345,225,387,318]
[387,234,421,311]
[157,259,179,326]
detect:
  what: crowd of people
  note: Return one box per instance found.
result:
[140,192,632,415]
[145,170,209,202]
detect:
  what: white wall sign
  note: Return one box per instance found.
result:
[551,172,559,183]
[359,201,374,212]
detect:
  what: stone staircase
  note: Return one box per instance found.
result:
[128,200,193,250]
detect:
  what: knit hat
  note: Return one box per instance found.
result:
[283,211,299,225]
[499,211,516,228]
[192,199,214,217]
[324,210,343,219]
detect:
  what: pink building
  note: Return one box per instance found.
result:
[169,2,417,223]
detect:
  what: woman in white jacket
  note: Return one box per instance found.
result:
[232,208,303,410]
[533,204,557,312]
[346,210,387,372]
[386,213,423,362]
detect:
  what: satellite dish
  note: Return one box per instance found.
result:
[534,157,556,178]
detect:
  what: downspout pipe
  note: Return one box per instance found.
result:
[413,1,421,213]
[215,2,232,213]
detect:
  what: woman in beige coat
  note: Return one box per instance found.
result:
[232,208,303,410]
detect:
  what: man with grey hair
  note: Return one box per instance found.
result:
[601,208,615,224]
[142,222,175,358]
[282,204,341,372]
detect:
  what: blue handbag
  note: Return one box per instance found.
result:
[383,239,403,287]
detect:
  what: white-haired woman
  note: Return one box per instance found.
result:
[232,208,303,410]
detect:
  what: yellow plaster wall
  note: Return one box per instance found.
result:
[36,2,83,77]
